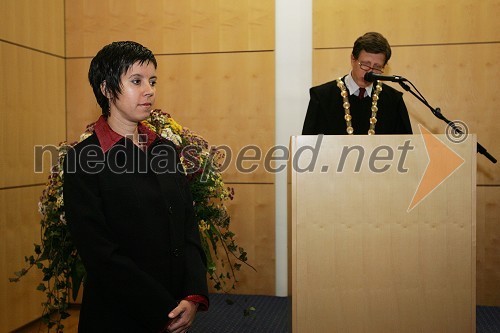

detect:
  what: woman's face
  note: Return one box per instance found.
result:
[108,61,157,123]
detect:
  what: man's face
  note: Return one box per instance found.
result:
[350,50,386,88]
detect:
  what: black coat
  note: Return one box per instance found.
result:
[302,79,413,135]
[63,133,208,333]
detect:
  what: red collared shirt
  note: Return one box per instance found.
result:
[93,116,209,311]
[93,115,157,153]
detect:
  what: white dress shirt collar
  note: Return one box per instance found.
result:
[345,72,373,98]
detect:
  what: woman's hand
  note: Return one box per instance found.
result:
[164,300,199,333]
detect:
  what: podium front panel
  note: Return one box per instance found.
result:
[288,134,476,333]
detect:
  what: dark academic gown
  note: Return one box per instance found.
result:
[302,79,413,135]
[63,133,208,333]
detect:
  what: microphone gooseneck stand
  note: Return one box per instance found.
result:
[397,80,497,164]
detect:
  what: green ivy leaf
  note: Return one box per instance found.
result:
[60,311,70,319]
[14,268,27,278]
[244,306,256,317]
[71,260,86,301]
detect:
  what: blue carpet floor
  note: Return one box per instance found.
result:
[190,294,500,333]
[191,294,288,333]
[477,306,500,333]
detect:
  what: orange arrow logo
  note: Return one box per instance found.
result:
[408,124,465,212]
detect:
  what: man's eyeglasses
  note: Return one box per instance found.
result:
[358,62,384,74]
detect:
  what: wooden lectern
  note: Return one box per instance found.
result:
[288,134,476,333]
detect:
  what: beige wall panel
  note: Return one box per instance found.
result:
[156,52,275,183]
[65,58,101,143]
[0,0,65,56]
[386,44,499,185]
[0,44,66,188]
[208,183,275,295]
[314,0,500,48]
[0,186,45,332]
[313,43,500,184]
[66,52,275,183]
[477,186,500,305]
[65,0,274,58]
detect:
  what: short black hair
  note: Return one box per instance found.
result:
[88,41,157,116]
[352,32,391,65]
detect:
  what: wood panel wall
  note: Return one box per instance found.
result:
[65,0,276,296]
[0,1,66,332]
[313,0,500,305]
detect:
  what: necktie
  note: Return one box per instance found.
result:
[358,88,365,99]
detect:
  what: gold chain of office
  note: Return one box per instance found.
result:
[336,78,383,135]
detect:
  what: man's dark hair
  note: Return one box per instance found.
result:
[88,41,157,116]
[352,32,392,65]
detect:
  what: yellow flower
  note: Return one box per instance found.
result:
[79,131,93,142]
[55,195,64,208]
[179,156,188,175]
[167,117,183,134]
[198,219,210,232]
[141,121,156,133]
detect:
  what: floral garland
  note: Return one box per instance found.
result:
[11,109,254,331]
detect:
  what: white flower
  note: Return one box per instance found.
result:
[161,128,182,146]
[38,201,45,216]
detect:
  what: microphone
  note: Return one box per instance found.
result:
[364,71,407,83]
